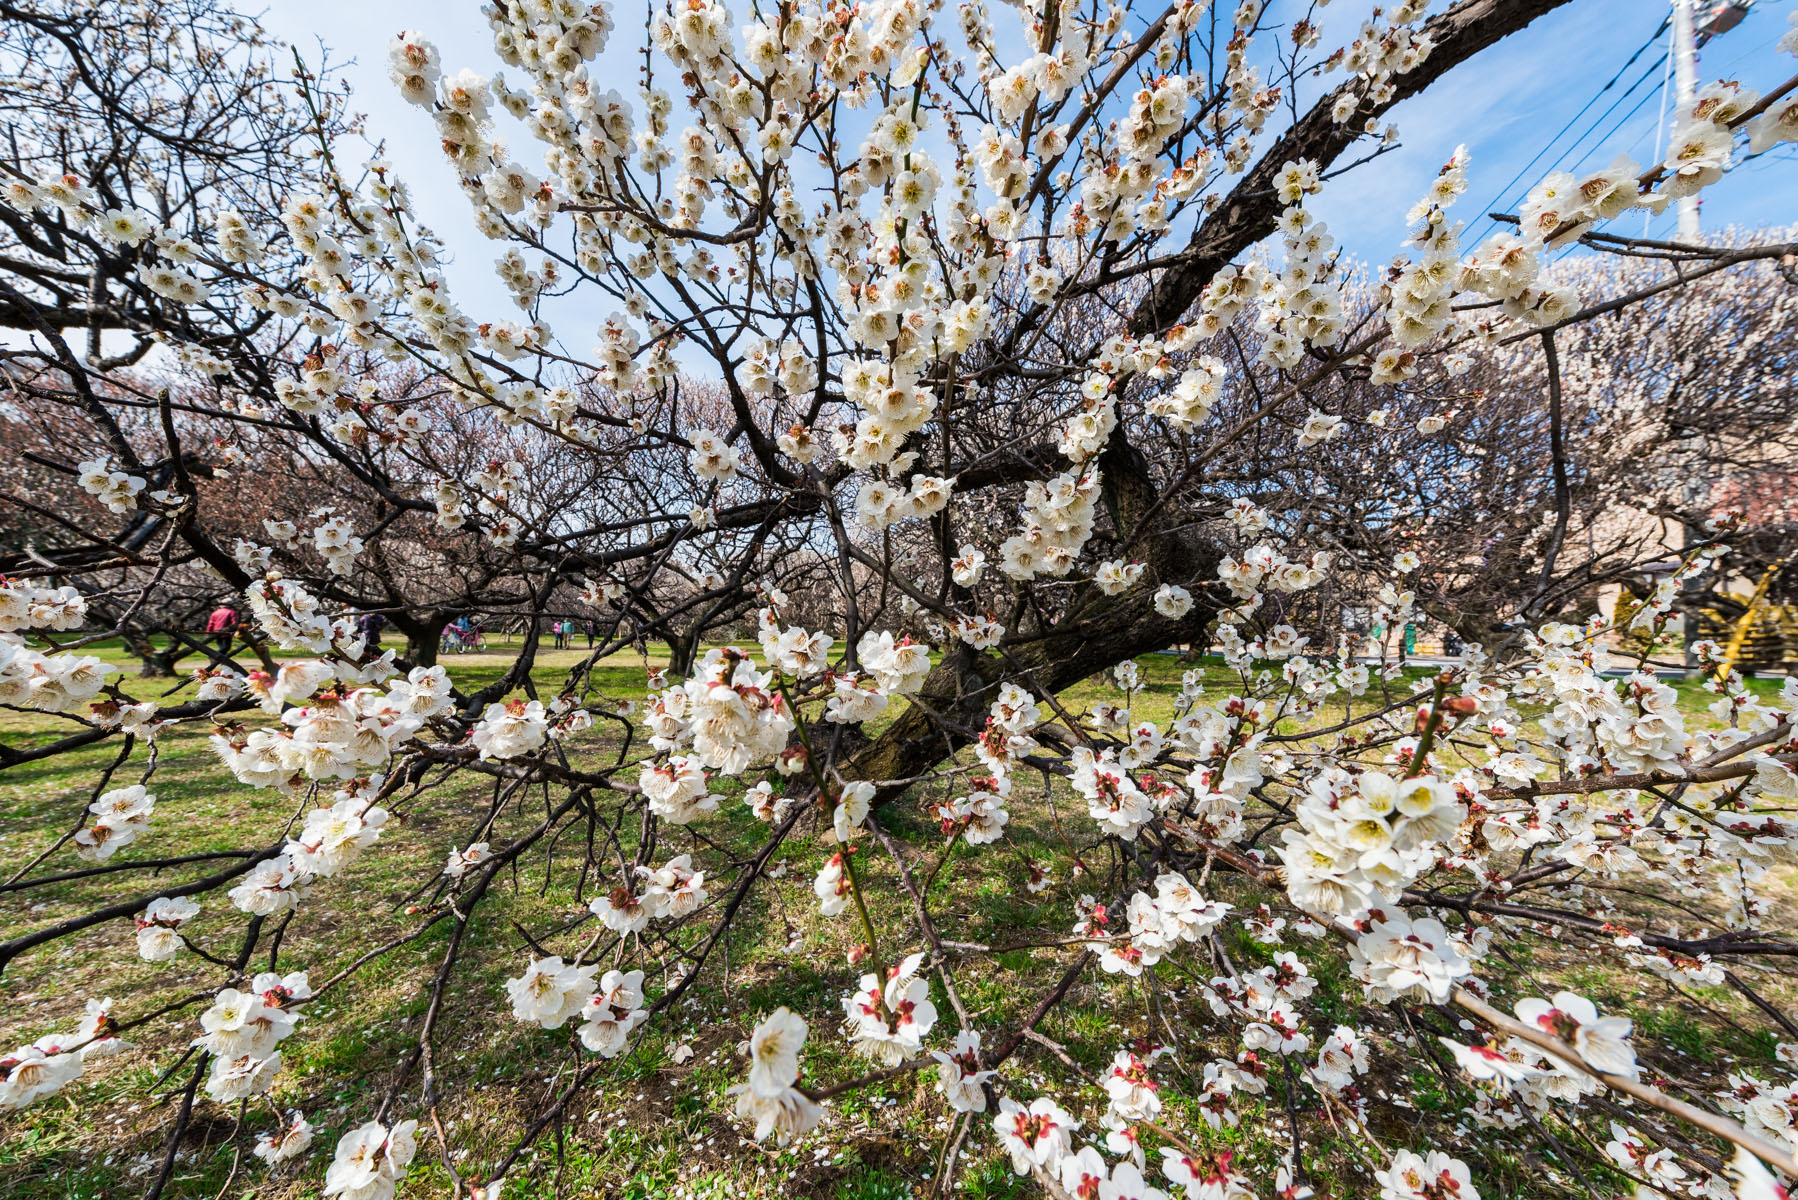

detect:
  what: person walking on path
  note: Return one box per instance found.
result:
[584,619,596,649]
[204,603,239,654]
[357,610,386,648]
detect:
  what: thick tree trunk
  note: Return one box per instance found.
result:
[122,627,183,677]
[852,0,1583,799]
[664,630,699,677]
[390,611,447,668]
[849,590,1218,801]
[849,429,1218,799]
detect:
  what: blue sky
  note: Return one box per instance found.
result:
[1305,0,1798,262]
[254,0,1798,320]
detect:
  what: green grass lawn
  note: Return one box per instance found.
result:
[1,637,1792,1199]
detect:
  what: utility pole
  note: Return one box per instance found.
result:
[1671,0,1703,668]
[1671,0,1702,240]
[1665,0,1758,667]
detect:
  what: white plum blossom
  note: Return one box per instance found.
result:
[135,896,201,961]
[75,785,155,862]
[993,1096,1076,1175]
[0,1040,84,1111]
[746,1006,807,1097]
[577,969,647,1056]
[1349,916,1472,1004]
[731,1007,820,1145]
[931,1028,995,1112]
[638,755,717,823]
[472,699,549,760]
[1515,990,1638,1079]
[443,842,491,880]
[323,1119,417,1200]
[842,953,938,1065]
[506,957,597,1030]
[638,854,707,919]
[254,1110,315,1165]
[1375,1150,1481,1200]
[1153,584,1193,619]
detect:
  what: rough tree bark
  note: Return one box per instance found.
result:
[850,0,1580,798]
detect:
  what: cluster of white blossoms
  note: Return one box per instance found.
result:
[999,468,1103,580]
[855,630,931,696]
[0,635,116,713]
[1069,744,1160,840]
[323,1119,418,1200]
[1517,629,1690,776]
[990,1085,1266,1200]
[935,771,1010,845]
[852,469,955,532]
[622,853,707,927]
[244,575,337,654]
[1279,769,1465,921]
[642,648,794,775]
[442,841,491,881]
[576,969,649,1057]
[1348,915,1473,1004]
[471,698,549,761]
[213,780,389,924]
[1724,1071,1798,1160]
[835,361,940,473]
[924,682,1049,844]
[930,1028,995,1113]
[1214,541,1331,603]
[1257,181,1348,370]
[756,608,833,676]
[134,896,201,961]
[312,515,365,576]
[288,795,392,877]
[8,0,1798,1192]
[1199,949,1322,1060]
[1375,1151,1483,1200]
[74,458,148,514]
[506,956,596,1030]
[1385,147,1471,354]
[0,999,128,1111]
[1146,355,1227,432]
[729,1008,820,1146]
[195,971,310,1103]
[0,170,98,220]
[1085,872,1233,978]
[212,661,453,790]
[636,753,715,824]
[505,955,649,1059]
[685,429,740,483]
[1434,987,1652,1138]
[1605,1121,1693,1194]
[73,784,156,862]
[1442,77,1797,332]
[841,953,939,1066]
[0,579,86,632]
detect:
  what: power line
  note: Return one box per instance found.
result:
[1558,52,1675,176]
[1466,15,1671,246]
[1489,45,1671,262]
[1550,65,1689,263]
